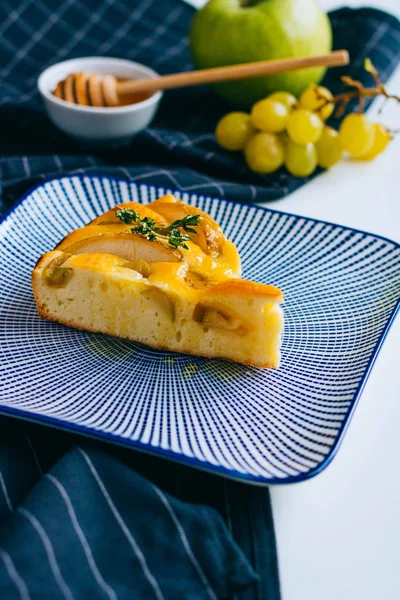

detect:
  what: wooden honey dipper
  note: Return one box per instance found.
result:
[53,50,349,108]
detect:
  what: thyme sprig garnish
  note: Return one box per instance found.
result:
[116,208,200,250]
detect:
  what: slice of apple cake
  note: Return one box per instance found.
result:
[32,194,283,368]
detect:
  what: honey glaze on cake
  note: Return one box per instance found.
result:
[32,194,284,368]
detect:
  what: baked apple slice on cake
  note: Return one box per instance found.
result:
[32,194,283,368]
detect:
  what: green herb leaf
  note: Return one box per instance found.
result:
[131,216,157,236]
[170,215,201,234]
[116,207,200,250]
[115,209,140,224]
[168,228,191,250]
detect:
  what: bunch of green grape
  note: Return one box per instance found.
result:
[215,85,391,177]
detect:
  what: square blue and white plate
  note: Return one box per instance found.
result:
[0,175,399,485]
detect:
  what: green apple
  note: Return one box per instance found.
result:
[189,0,332,108]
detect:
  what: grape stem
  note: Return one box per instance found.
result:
[316,59,400,118]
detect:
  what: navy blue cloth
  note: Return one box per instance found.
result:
[0,419,281,600]
[0,1,400,212]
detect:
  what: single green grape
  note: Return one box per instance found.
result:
[359,123,391,160]
[286,109,323,145]
[268,91,298,111]
[300,85,334,120]
[339,113,375,157]
[244,132,285,174]
[285,140,317,177]
[215,112,254,151]
[251,98,289,133]
[316,126,342,168]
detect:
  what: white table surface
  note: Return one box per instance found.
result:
[186,1,400,599]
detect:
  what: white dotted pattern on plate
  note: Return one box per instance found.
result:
[0,175,399,484]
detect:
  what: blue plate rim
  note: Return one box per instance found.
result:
[1,172,399,486]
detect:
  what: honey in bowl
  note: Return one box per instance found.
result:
[53,73,153,107]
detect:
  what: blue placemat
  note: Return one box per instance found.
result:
[0,1,400,211]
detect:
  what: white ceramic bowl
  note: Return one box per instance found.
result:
[38,57,162,145]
